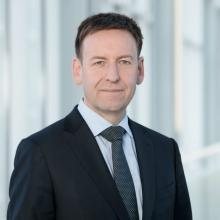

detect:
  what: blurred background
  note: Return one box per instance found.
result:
[0,0,220,219]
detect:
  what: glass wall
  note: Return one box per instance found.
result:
[0,0,8,218]
[0,0,62,218]
[0,0,220,219]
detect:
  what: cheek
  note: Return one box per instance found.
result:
[82,68,102,86]
[82,76,99,97]
[123,75,138,89]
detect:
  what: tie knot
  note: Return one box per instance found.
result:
[100,126,125,142]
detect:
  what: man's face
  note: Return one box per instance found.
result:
[73,29,144,122]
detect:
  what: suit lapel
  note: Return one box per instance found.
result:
[64,107,130,220]
[129,119,155,220]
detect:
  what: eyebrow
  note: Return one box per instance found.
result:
[90,55,134,61]
[118,55,134,60]
[90,56,107,60]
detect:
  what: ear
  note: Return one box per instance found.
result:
[136,56,144,85]
[72,57,83,85]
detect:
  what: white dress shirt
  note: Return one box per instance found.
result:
[78,99,143,219]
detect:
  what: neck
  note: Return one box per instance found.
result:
[83,100,126,125]
[97,110,126,125]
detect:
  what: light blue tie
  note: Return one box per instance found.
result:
[101,126,139,220]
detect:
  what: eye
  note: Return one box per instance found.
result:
[119,59,132,65]
[93,60,105,66]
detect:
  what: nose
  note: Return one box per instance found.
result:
[105,63,120,82]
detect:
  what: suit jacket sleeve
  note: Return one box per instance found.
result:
[173,139,192,220]
[7,139,55,220]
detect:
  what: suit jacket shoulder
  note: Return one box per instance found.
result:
[128,118,176,153]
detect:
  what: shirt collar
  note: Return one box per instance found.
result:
[77,98,133,137]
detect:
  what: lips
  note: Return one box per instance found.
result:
[101,89,123,92]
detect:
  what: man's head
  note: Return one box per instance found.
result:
[75,13,143,60]
[73,13,144,124]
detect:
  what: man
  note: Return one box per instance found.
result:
[7,13,192,220]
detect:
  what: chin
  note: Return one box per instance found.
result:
[98,103,126,114]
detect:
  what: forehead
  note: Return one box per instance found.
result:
[81,29,138,59]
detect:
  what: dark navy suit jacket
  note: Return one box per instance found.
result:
[7,106,192,220]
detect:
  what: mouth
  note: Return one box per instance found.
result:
[100,89,124,92]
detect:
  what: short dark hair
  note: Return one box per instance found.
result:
[75,12,143,59]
